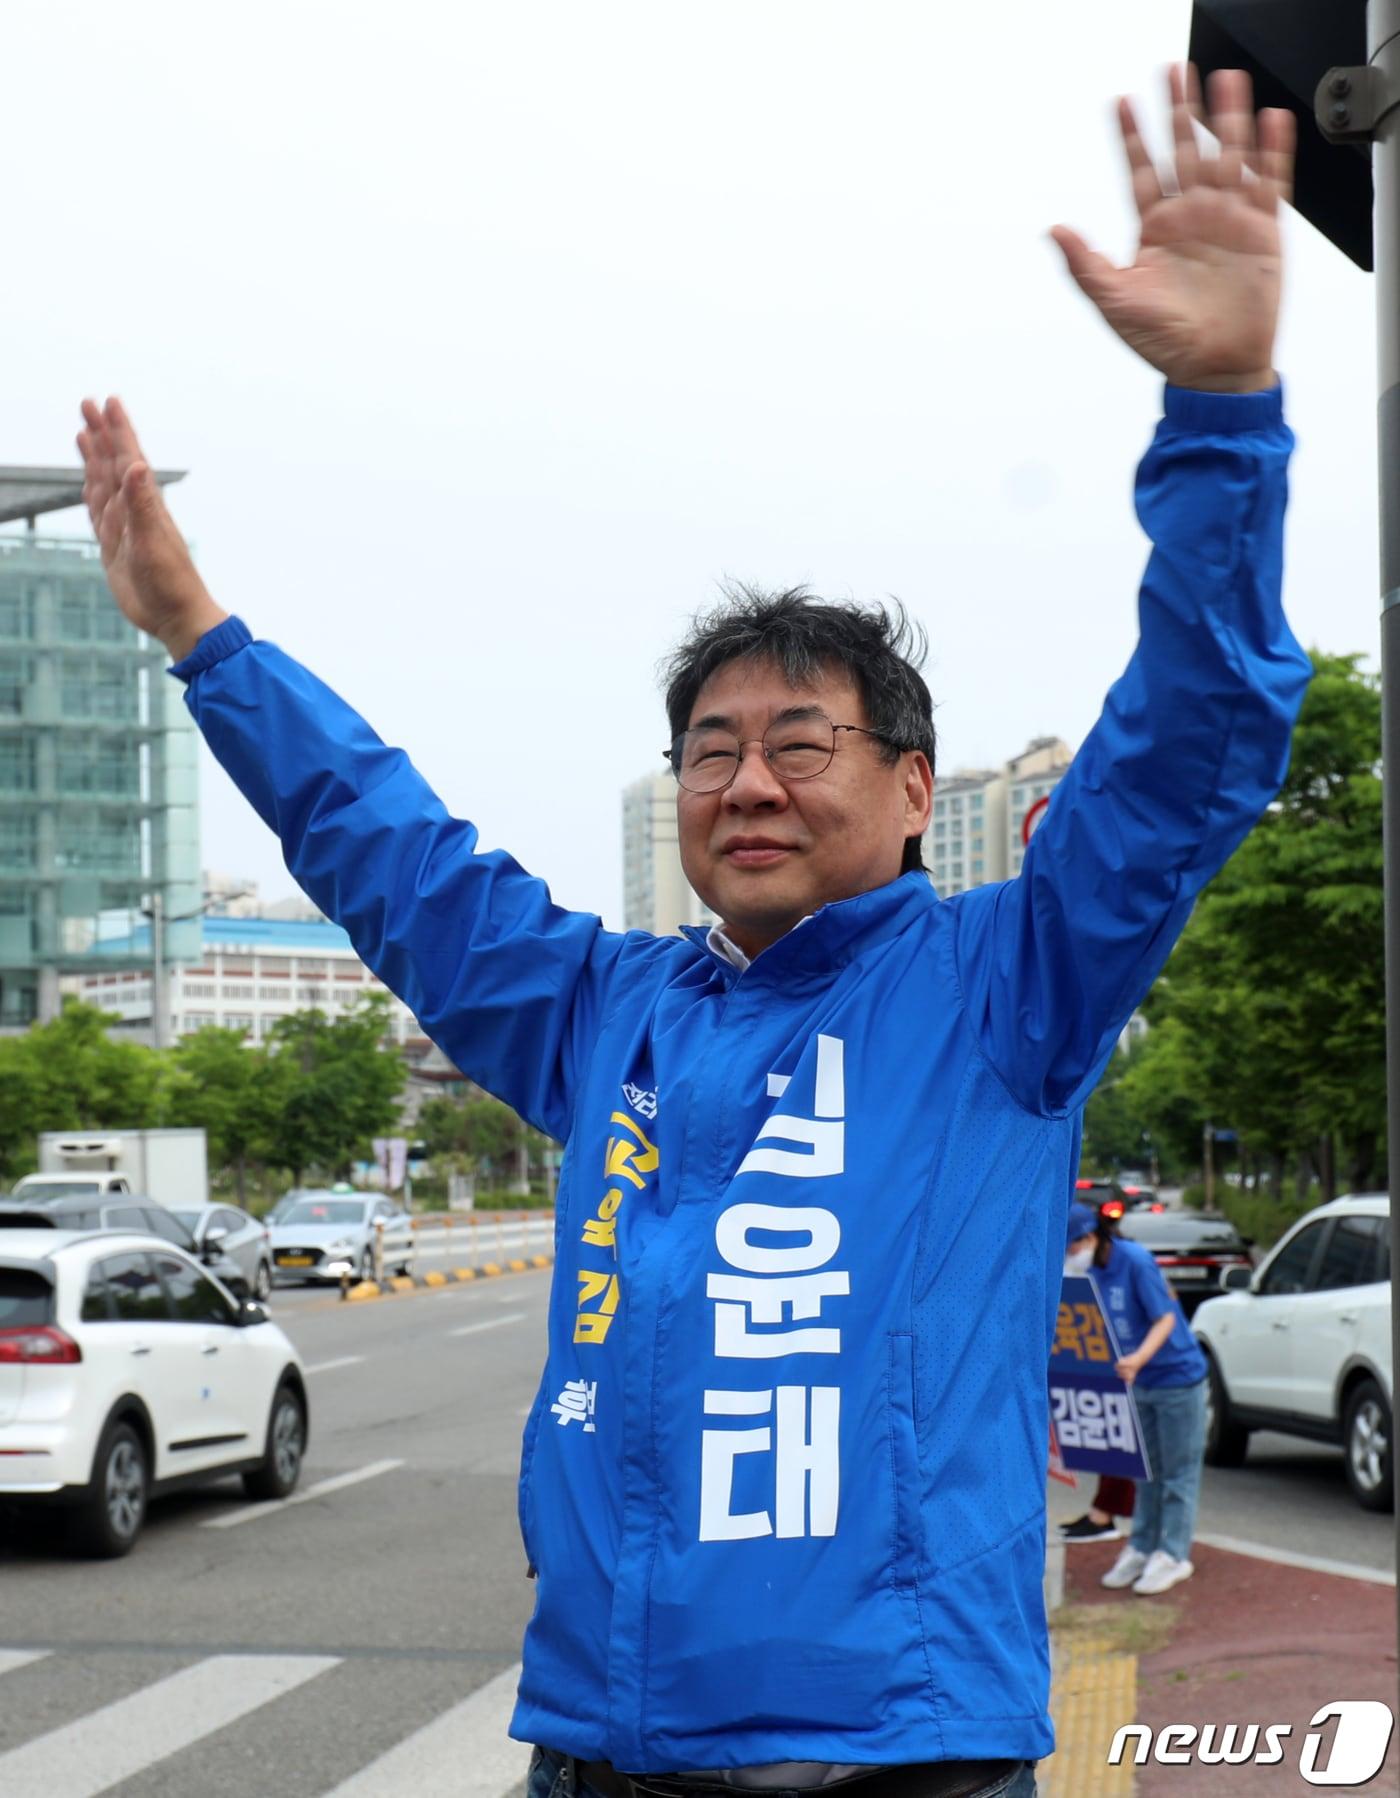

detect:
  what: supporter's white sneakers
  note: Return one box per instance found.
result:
[1100,1546,1148,1589]
[1132,1551,1195,1596]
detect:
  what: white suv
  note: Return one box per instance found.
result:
[0,1229,309,1556]
[1192,1194,1391,1511]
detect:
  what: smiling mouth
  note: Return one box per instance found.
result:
[724,845,794,867]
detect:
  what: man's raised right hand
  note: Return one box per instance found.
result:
[77,396,229,661]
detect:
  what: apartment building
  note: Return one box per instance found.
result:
[621,771,716,936]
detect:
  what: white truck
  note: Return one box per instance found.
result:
[12,1128,209,1211]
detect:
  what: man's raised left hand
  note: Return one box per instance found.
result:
[1050,65,1295,395]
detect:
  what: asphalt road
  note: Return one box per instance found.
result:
[0,1267,553,1798]
[1,1256,1392,1796]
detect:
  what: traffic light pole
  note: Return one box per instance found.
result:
[1318,0,1400,1691]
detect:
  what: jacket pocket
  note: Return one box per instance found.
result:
[887,1331,921,1592]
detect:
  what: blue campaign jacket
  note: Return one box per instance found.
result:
[173,385,1309,1769]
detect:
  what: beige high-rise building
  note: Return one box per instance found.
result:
[622,773,717,936]
[923,769,1008,897]
[1006,736,1073,878]
[923,737,1075,895]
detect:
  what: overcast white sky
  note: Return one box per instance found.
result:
[5,0,1381,928]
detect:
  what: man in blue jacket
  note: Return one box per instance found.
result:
[77,66,1307,1798]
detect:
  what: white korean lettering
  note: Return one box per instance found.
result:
[774,1385,840,1537]
[707,1271,850,1358]
[737,1035,844,1177]
[551,1378,597,1431]
[714,1203,841,1275]
[700,1390,773,1540]
[699,1386,840,1541]
[1103,1390,1135,1453]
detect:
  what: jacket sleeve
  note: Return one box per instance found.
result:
[952,384,1312,1118]
[170,620,676,1142]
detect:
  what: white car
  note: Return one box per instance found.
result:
[268,1190,417,1285]
[0,1229,309,1556]
[1193,1194,1391,1511]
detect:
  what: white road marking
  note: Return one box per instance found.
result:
[201,1458,404,1530]
[1194,1531,1396,1586]
[0,1648,49,1677]
[304,1355,366,1375]
[320,1662,527,1797]
[0,1652,337,1795]
[449,1313,526,1338]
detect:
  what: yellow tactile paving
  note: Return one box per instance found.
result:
[1043,1632,1138,1797]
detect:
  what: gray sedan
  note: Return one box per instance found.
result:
[169,1202,274,1301]
[268,1192,416,1285]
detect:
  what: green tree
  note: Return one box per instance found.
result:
[259,995,406,1183]
[0,1001,162,1182]
[161,1026,270,1204]
[1123,652,1384,1200]
[418,1092,522,1179]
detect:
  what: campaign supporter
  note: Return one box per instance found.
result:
[1058,1475,1135,1544]
[75,66,1305,1798]
[1064,1203,1209,1596]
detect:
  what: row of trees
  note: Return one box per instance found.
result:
[0,994,406,1200]
[415,1090,556,1190]
[1083,651,1384,1205]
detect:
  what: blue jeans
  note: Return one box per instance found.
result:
[527,1747,1037,1798]
[1129,1377,1207,1563]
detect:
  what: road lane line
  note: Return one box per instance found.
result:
[320,1662,527,1796]
[201,1459,404,1530]
[448,1313,526,1338]
[0,1649,50,1677]
[304,1355,366,1375]
[1193,1532,1396,1585]
[0,1652,338,1795]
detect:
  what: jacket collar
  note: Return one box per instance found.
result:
[680,871,937,985]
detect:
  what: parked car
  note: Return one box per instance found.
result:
[9,1172,134,1201]
[1193,1194,1392,1511]
[1075,1177,1127,1221]
[167,1204,273,1302]
[268,1190,416,1285]
[0,1196,251,1298]
[0,1228,308,1555]
[1114,1210,1253,1316]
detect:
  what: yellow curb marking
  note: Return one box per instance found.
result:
[390,1275,416,1292]
[345,1280,381,1303]
[480,1262,502,1277]
[452,1268,479,1281]
[422,1270,448,1287]
[507,1258,528,1272]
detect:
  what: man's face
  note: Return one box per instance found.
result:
[676,658,933,960]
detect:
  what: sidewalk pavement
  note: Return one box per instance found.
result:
[1042,1525,1398,1795]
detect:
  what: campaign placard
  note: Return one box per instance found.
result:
[1049,1274,1151,1480]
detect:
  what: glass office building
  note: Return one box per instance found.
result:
[0,468,200,1029]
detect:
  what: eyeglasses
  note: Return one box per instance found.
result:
[664,713,900,794]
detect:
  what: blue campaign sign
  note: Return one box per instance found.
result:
[1049,1275,1152,1481]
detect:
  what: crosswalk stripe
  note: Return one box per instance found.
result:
[448,1313,526,1338]
[320,1662,528,1797]
[0,1648,50,1677]
[201,1458,404,1530]
[0,1652,338,1796]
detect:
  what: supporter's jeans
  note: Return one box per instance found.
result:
[1129,1377,1208,1563]
[526,1748,1037,1798]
